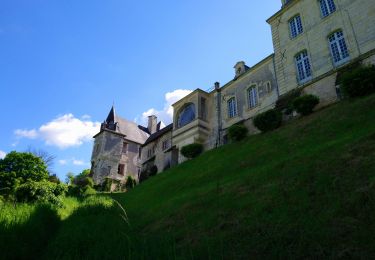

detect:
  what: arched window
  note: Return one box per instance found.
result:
[247,86,258,109]
[177,103,196,128]
[295,50,312,83]
[227,97,237,118]
[328,30,349,65]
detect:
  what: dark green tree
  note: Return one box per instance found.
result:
[0,151,49,194]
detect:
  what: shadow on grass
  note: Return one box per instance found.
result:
[0,204,60,260]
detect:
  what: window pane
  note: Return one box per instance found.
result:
[177,103,196,128]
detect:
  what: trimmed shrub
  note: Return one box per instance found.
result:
[253,109,282,132]
[149,165,158,177]
[125,176,136,189]
[340,65,375,97]
[15,180,67,206]
[82,186,97,197]
[228,124,248,142]
[139,171,149,183]
[275,88,302,114]
[181,143,204,159]
[293,94,320,116]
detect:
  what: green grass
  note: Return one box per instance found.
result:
[1,95,375,259]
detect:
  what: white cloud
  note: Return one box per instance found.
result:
[15,129,38,139]
[138,89,192,125]
[58,159,67,165]
[14,114,101,149]
[72,159,85,166]
[0,150,6,159]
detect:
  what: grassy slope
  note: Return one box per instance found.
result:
[1,95,375,259]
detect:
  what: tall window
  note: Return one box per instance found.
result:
[227,97,237,118]
[319,0,336,17]
[328,30,349,65]
[295,51,312,83]
[177,103,195,128]
[118,164,125,176]
[289,15,303,38]
[247,86,258,109]
[199,97,207,120]
[122,142,128,154]
[162,139,170,151]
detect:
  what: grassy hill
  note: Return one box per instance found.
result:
[2,94,375,259]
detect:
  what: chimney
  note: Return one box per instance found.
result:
[214,82,220,90]
[147,115,158,134]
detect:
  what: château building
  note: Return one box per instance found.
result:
[91,0,375,185]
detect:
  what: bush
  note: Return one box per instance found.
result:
[181,143,204,159]
[125,176,136,189]
[139,171,149,183]
[340,65,375,97]
[293,94,320,116]
[228,124,248,142]
[275,88,302,114]
[82,186,97,197]
[149,165,158,177]
[253,109,282,132]
[15,180,67,206]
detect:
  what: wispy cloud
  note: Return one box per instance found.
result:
[0,150,6,159]
[14,114,101,149]
[136,89,192,125]
[58,158,89,167]
[58,159,67,165]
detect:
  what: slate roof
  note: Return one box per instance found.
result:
[114,115,150,144]
[142,123,173,147]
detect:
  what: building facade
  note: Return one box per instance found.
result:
[92,0,375,179]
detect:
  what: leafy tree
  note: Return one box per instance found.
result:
[26,147,56,174]
[0,151,49,193]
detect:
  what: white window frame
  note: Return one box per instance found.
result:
[295,50,312,84]
[227,97,237,118]
[319,0,336,18]
[247,85,258,109]
[328,30,350,66]
[289,15,303,38]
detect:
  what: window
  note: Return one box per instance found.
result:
[266,82,272,93]
[319,0,336,17]
[247,86,258,109]
[162,139,170,151]
[147,149,152,158]
[122,142,128,154]
[177,103,196,128]
[138,146,142,158]
[227,97,237,118]
[295,50,312,83]
[199,97,207,120]
[118,164,125,176]
[328,30,349,65]
[289,15,303,38]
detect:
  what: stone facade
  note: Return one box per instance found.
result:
[92,0,375,179]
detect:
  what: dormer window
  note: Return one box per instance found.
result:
[234,61,248,78]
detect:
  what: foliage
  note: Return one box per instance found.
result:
[149,165,158,176]
[139,170,149,183]
[181,143,204,159]
[339,65,375,97]
[15,180,67,205]
[48,174,60,184]
[125,176,136,190]
[26,147,56,174]
[227,124,248,142]
[253,109,282,132]
[82,186,97,197]
[67,169,95,196]
[292,94,320,116]
[275,88,302,114]
[0,151,49,194]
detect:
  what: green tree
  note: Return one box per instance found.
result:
[0,151,49,194]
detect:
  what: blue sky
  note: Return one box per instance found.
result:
[0,0,281,180]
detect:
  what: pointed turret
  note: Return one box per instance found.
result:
[101,105,117,131]
[106,105,116,124]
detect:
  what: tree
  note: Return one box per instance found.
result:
[0,151,49,193]
[26,147,56,174]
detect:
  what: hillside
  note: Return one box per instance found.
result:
[2,94,375,259]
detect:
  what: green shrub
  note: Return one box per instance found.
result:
[15,180,67,206]
[125,176,136,189]
[228,124,248,142]
[149,165,158,177]
[275,88,302,114]
[253,109,282,132]
[292,94,320,116]
[82,186,97,197]
[340,65,375,97]
[181,143,204,159]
